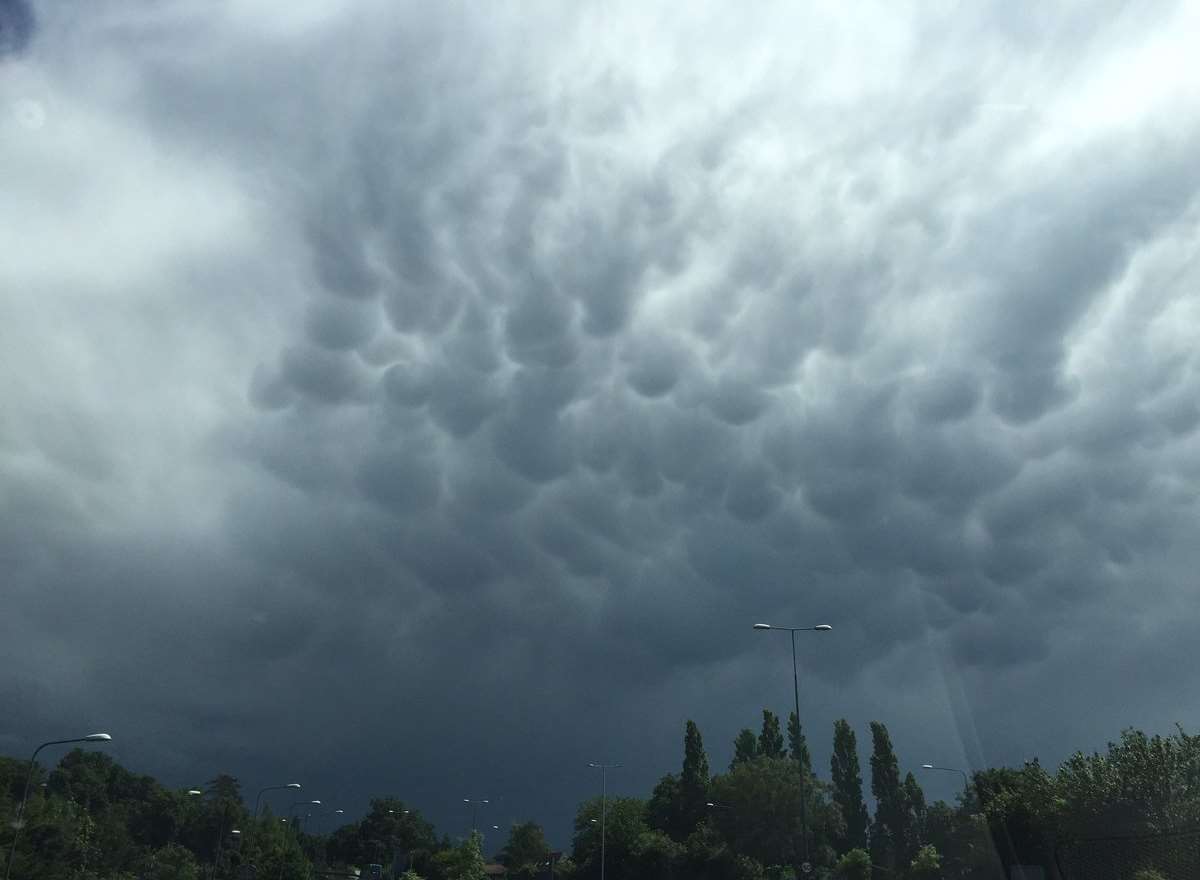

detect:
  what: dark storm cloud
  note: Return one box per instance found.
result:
[3,0,1200,844]
[0,0,33,57]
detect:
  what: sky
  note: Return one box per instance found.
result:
[3,0,1200,849]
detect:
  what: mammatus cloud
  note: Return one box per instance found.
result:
[2,0,1200,842]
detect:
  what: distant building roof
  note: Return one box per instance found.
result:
[483,865,507,876]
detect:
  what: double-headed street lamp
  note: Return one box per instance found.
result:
[753,622,832,873]
[588,763,621,880]
[254,782,302,818]
[463,798,489,833]
[4,732,112,880]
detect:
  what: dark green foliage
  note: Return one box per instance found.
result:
[647,772,682,835]
[759,711,786,760]
[648,721,713,842]
[971,762,1060,872]
[711,757,803,867]
[833,847,872,880]
[908,843,942,879]
[325,797,439,873]
[788,712,812,774]
[868,721,908,872]
[682,721,712,821]
[499,820,551,873]
[904,771,928,859]
[733,729,760,767]
[571,796,649,880]
[830,720,869,853]
[6,721,1200,880]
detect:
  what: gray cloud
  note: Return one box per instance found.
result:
[3,0,1200,844]
[0,0,33,57]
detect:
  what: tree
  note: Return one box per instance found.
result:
[733,730,760,768]
[869,721,909,872]
[833,847,872,880]
[788,712,812,775]
[904,771,928,857]
[710,757,818,869]
[647,773,682,837]
[972,763,1059,873]
[449,830,487,880]
[572,796,649,880]
[632,829,683,879]
[336,797,439,873]
[830,720,869,853]
[134,842,203,880]
[924,800,999,880]
[245,813,311,880]
[759,711,786,760]
[681,720,712,828]
[500,821,551,874]
[908,844,942,880]
[1057,727,1200,836]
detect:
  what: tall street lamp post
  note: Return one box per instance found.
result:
[753,622,832,874]
[4,732,112,880]
[921,764,971,797]
[254,782,302,819]
[313,808,345,835]
[588,763,621,880]
[187,785,242,880]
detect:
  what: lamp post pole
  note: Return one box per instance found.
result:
[753,622,832,874]
[4,733,112,880]
[921,764,971,797]
[588,763,621,880]
[254,782,302,819]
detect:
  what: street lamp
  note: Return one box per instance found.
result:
[254,782,302,818]
[299,801,323,834]
[463,798,490,833]
[4,733,112,880]
[588,763,621,880]
[186,784,243,880]
[753,622,831,873]
[921,763,971,796]
[313,808,345,834]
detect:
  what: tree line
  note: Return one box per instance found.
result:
[4,715,1200,879]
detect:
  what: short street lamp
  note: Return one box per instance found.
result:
[4,733,112,880]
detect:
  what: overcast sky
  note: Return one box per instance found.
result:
[3,0,1200,848]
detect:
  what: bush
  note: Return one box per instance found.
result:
[1132,870,1168,880]
[909,844,942,879]
[833,848,871,880]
